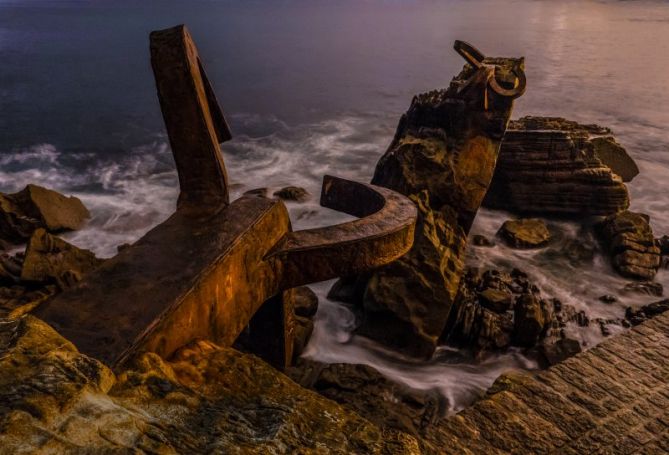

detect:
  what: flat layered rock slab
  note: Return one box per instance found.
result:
[429,310,669,453]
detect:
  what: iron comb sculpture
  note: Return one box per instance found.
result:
[35,25,417,371]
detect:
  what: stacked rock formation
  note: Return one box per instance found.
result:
[0,184,89,245]
[597,211,661,280]
[330,55,523,358]
[483,116,631,217]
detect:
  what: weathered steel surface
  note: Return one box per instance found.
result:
[34,24,416,371]
[454,39,526,104]
[150,26,232,210]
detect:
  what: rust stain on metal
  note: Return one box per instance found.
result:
[454,40,526,107]
[34,25,417,372]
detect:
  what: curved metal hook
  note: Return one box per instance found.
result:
[453,40,526,100]
[266,175,417,289]
[488,60,526,99]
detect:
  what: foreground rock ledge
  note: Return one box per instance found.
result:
[0,316,419,454]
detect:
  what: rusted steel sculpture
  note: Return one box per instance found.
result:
[35,25,416,371]
[453,40,526,109]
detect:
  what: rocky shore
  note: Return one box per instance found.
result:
[2,63,669,455]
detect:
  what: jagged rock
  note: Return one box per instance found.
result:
[443,267,559,353]
[479,288,513,313]
[597,211,661,280]
[625,299,669,326]
[591,136,639,182]
[512,294,553,347]
[540,338,582,366]
[621,281,663,297]
[498,218,551,249]
[656,235,669,255]
[472,234,495,247]
[20,229,103,289]
[292,315,314,362]
[0,316,419,453]
[0,285,57,319]
[273,186,309,202]
[289,285,319,318]
[599,295,618,304]
[244,187,269,198]
[327,274,368,304]
[484,116,630,217]
[283,286,319,362]
[359,192,466,357]
[336,55,521,358]
[0,184,90,244]
[288,359,441,440]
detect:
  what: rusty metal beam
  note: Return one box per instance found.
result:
[34,25,417,372]
[150,25,232,211]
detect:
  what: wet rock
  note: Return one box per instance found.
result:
[621,281,663,297]
[625,299,669,326]
[289,285,319,318]
[283,286,319,362]
[358,192,466,358]
[540,338,582,366]
[20,229,103,289]
[0,316,418,453]
[512,294,553,347]
[0,184,90,244]
[591,136,639,183]
[479,288,513,313]
[244,187,268,198]
[597,211,661,280]
[343,54,522,358]
[292,315,314,362]
[273,186,309,202]
[484,116,630,217]
[472,234,495,247]
[498,218,551,249]
[599,295,618,304]
[327,275,368,305]
[288,359,441,439]
[443,267,558,353]
[656,235,669,253]
[116,243,131,253]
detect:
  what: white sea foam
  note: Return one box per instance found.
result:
[3,111,669,412]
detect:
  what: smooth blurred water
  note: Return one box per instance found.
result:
[2,0,669,412]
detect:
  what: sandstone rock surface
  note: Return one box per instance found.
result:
[20,228,103,289]
[273,186,309,202]
[0,184,89,244]
[336,55,522,358]
[0,316,419,454]
[597,211,661,280]
[484,116,630,217]
[497,218,551,248]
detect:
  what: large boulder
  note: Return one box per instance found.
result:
[20,229,103,289]
[0,316,419,453]
[597,211,661,280]
[0,184,89,244]
[334,54,523,358]
[483,116,631,217]
[498,218,551,249]
[443,268,558,352]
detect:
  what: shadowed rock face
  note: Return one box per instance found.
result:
[345,56,522,358]
[484,116,631,217]
[0,316,419,453]
[0,184,90,245]
[597,210,661,280]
